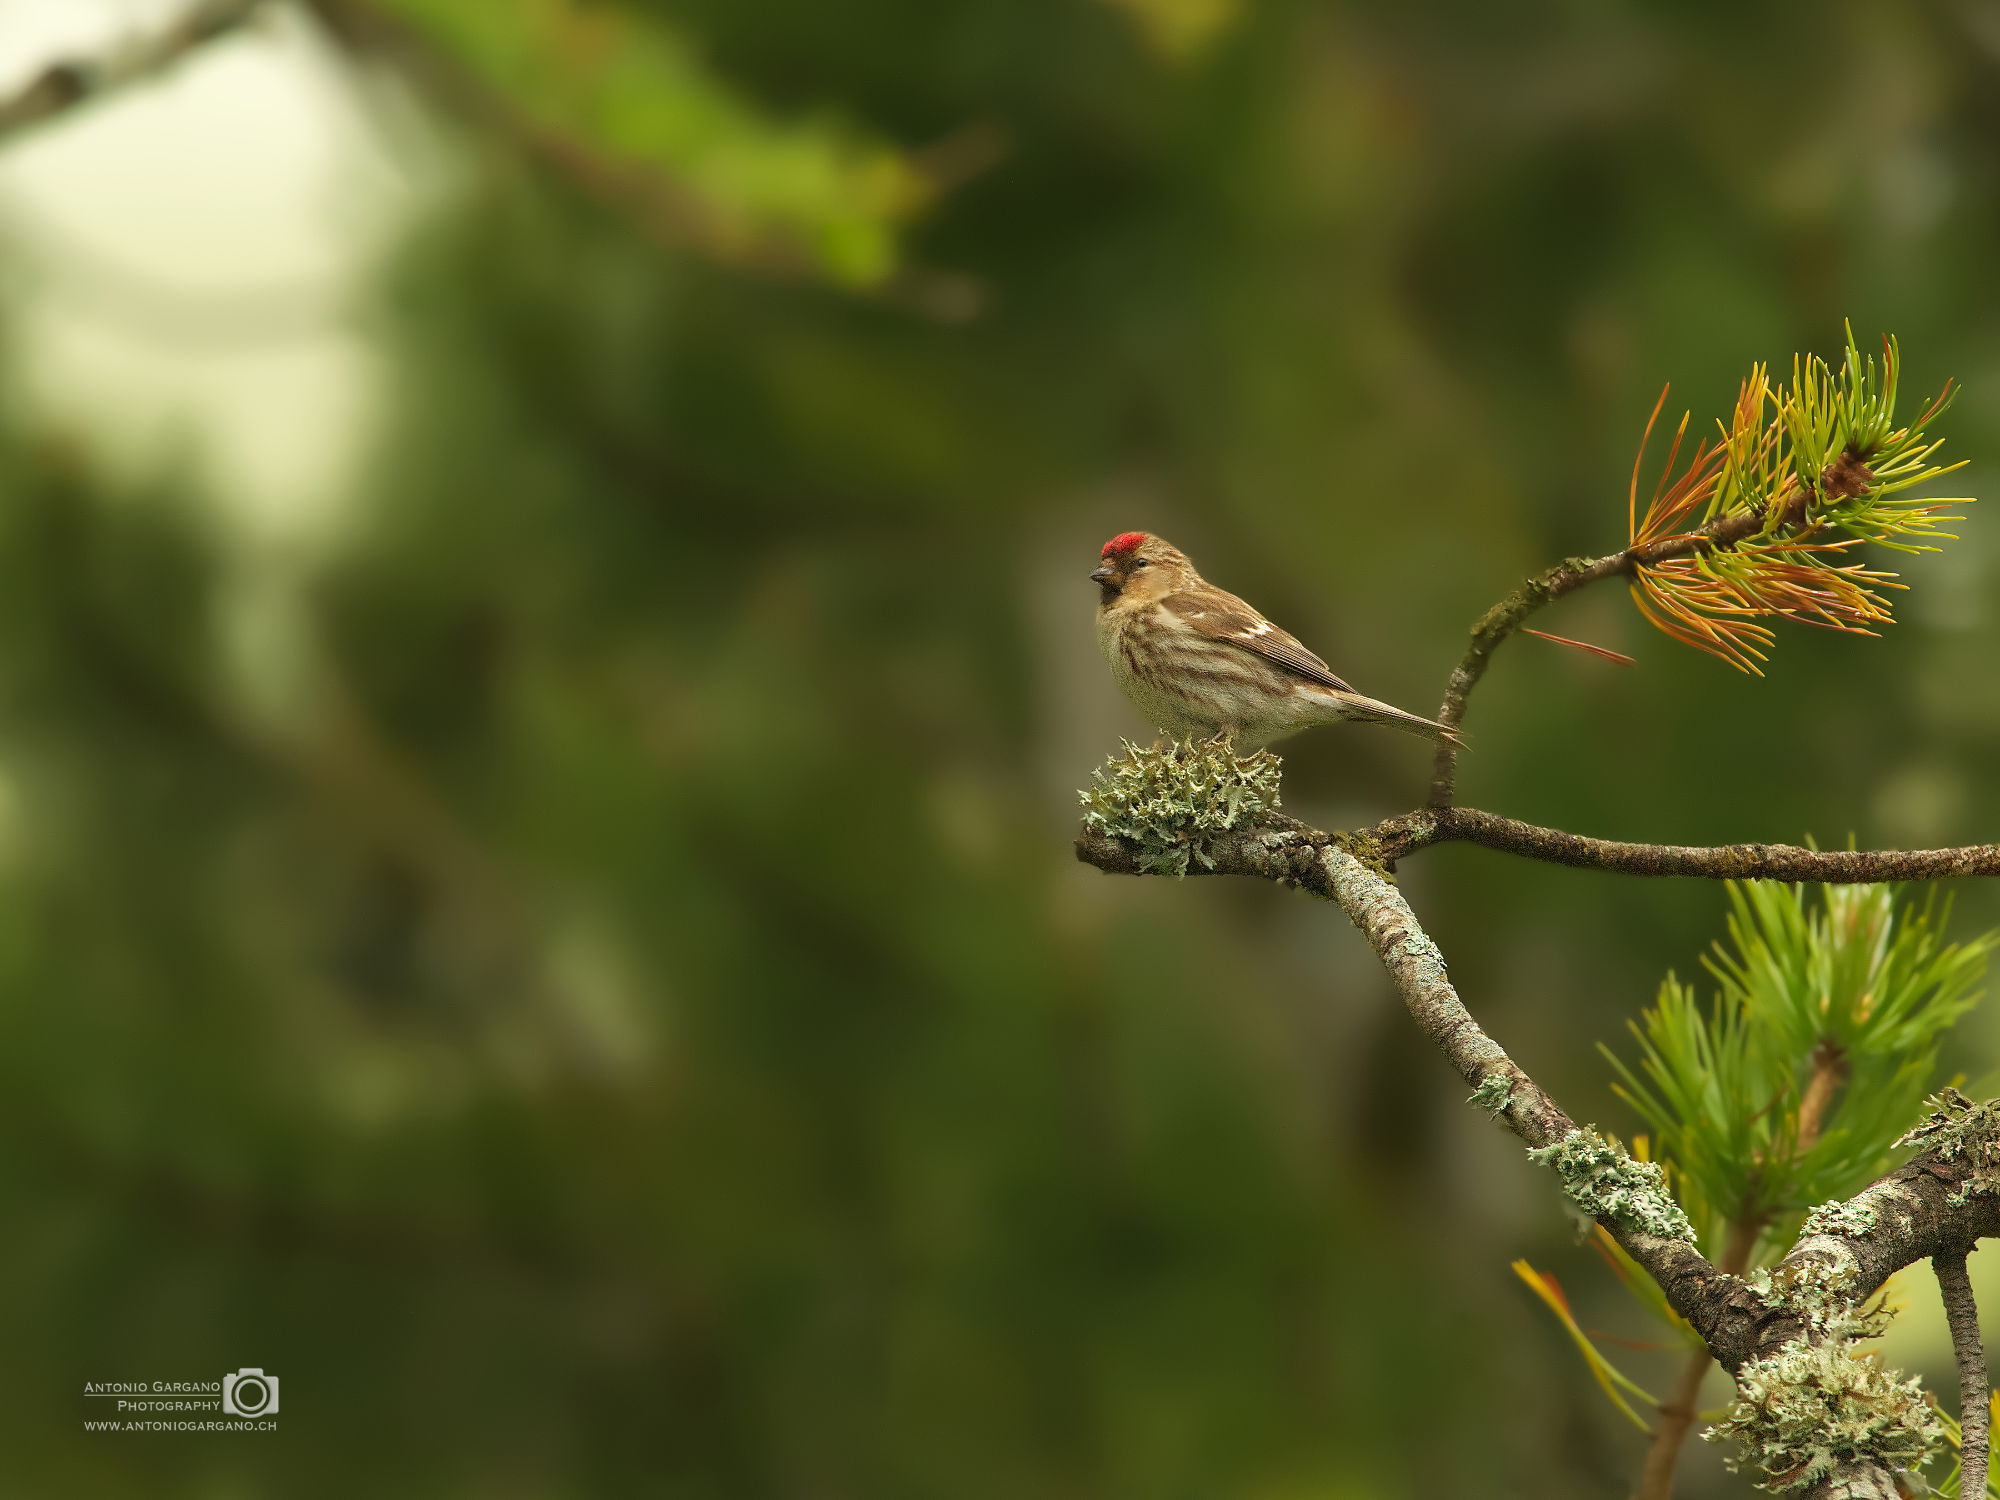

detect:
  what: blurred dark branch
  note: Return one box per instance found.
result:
[1369,805,2000,881]
[1426,470,1831,807]
[1641,1117,1786,1492]
[0,0,267,142]
[309,0,741,255]
[1077,821,2000,1497]
[304,0,984,321]
[1937,1248,1991,1499]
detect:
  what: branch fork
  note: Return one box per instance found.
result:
[1077,815,2000,1497]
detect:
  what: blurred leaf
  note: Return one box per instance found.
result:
[372,0,928,283]
[1096,0,1244,60]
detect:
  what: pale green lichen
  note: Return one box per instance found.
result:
[1467,1072,1514,1117]
[1711,1264,1935,1491]
[1526,1127,1698,1242]
[1705,1305,1938,1492]
[1894,1087,2000,1206]
[1743,1259,1864,1337]
[1798,1199,1878,1240]
[1078,739,1283,877]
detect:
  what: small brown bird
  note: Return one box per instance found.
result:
[1092,531,1458,751]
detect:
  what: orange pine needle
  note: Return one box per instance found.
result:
[1619,341,1962,671]
[1628,385,1670,542]
[1521,628,1636,665]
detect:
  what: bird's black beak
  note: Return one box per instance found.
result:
[1089,565,1115,586]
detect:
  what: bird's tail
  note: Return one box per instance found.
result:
[1337,693,1464,747]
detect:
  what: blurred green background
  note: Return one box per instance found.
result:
[2,1,2000,1495]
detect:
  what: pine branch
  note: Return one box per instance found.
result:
[1428,337,1965,805]
[1077,818,2000,1498]
[1426,508,1771,807]
[0,0,268,143]
[1937,1248,1991,1500]
[1372,806,2000,881]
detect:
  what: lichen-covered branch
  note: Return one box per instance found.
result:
[1076,755,2000,1497]
[0,0,267,142]
[1079,759,1717,1317]
[1372,805,2000,882]
[1707,1287,1940,1496]
[1271,834,1732,1324]
[1934,1248,1990,1499]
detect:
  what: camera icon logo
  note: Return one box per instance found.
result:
[222,1368,279,1418]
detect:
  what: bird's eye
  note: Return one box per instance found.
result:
[1130,558,1151,569]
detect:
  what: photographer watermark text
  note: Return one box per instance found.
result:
[82,1369,279,1431]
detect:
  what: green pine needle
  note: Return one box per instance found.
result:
[1603,881,1997,1251]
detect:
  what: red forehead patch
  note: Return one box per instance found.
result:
[1101,532,1147,558]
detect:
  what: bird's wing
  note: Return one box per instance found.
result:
[1161,589,1358,693]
